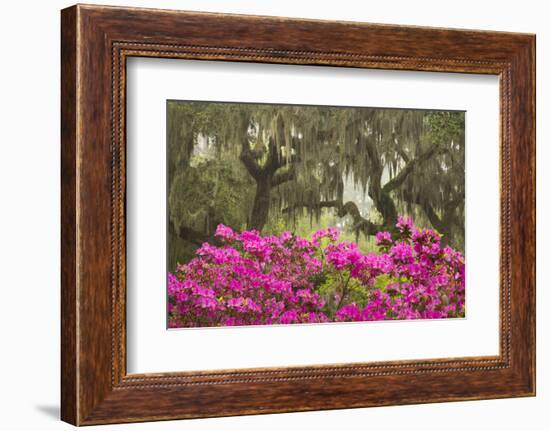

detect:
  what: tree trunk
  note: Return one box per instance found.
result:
[369,185,398,229]
[249,176,272,231]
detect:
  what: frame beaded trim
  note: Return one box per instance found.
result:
[110,41,513,388]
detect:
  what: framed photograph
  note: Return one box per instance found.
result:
[61,4,535,425]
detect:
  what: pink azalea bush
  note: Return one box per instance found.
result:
[168,217,465,328]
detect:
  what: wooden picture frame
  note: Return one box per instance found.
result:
[61,4,535,425]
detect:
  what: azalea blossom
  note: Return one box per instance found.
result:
[168,218,465,328]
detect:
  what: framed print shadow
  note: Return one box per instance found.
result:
[61,4,536,426]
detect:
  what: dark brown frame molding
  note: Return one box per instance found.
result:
[61,4,536,425]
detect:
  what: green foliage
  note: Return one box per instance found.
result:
[316,269,373,319]
[168,156,255,266]
[264,209,378,253]
[316,271,342,318]
[169,157,254,234]
[346,277,371,308]
[373,274,393,291]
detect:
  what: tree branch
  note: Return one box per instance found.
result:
[421,202,445,234]
[360,134,398,226]
[272,169,296,187]
[266,136,284,172]
[406,193,445,234]
[239,141,262,180]
[382,146,438,193]
[337,201,382,236]
[283,199,382,237]
[169,220,215,247]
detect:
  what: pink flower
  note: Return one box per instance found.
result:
[375,231,392,245]
[327,227,340,241]
[167,219,465,328]
[336,304,361,321]
[312,227,340,246]
[214,224,236,241]
[396,216,414,234]
[390,242,413,262]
